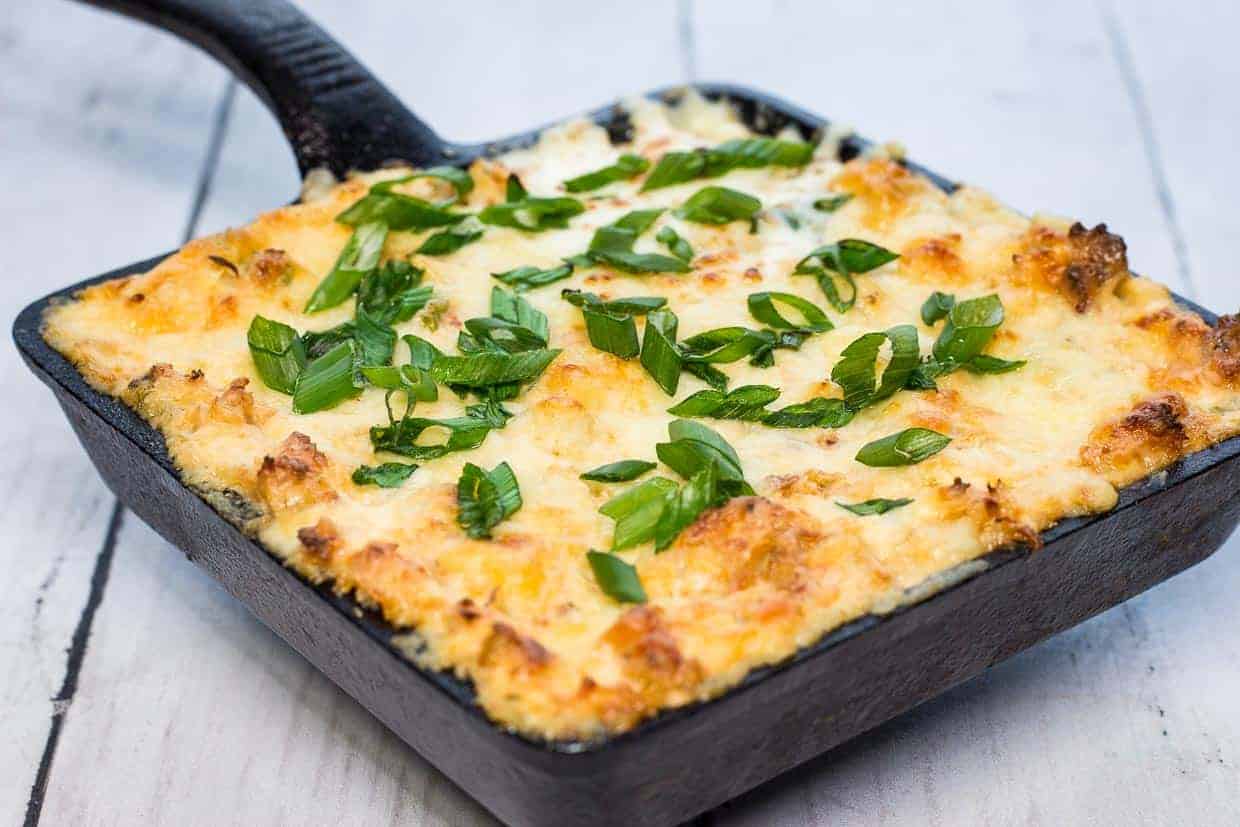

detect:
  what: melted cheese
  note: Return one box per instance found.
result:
[43,94,1240,741]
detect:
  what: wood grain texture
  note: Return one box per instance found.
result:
[0,1,227,823]
[11,0,1240,825]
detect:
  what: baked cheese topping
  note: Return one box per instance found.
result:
[43,93,1240,741]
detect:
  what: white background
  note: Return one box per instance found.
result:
[3,1,1238,824]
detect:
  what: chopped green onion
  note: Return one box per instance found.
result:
[353,306,397,366]
[855,428,951,467]
[813,193,854,212]
[668,385,780,421]
[586,550,647,603]
[357,260,430,324]
[292,340,362,414]
[762,397,855,429]
[492,263,574,291]
[490,286,548,343]
[416,221,483,256]
[564,154,650,192]
[304,222,388,313]
[562,290,666,315]
[582,306,640,359]
[352,462,418,488]
[747,291,833,332]
[932,293,1003,365]
[575,210,689,274]
[920,291,956,325]
[642,138,814,192]
[429,349,560,389]
[830,325,921,410]
[370,400,511,460]
[640,308,682,396]
[836,497,913,515]
[675,186,762,225]
[793,239,899,313]
[337,192,465,232]
[581,460,657,483]
[478,175,584,232]
[963,354,1026,374]
[600,476,679,550]
[655,226,694,262]
[656,419,751,497]
[247,315,306,395]
[373,166,474,202]
[457,461,522,539]
[653,463,715,551]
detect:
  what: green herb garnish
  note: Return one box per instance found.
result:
[655,226,694,263]
[572,209,689,274]
[371,400,511,460]
[747,291,833,332]
[600,477,679,550]
[457,461,522,539]
[668,385,780,421]
[416,221,484,256]
[812,193,854,213]
[357,260,430,324]
[675,186,761,226]
[581,460,657,483]
[586,550,647,603]
[793,239,899,313]
[642,137,815,192]
[292,340,362,414]
[640,309,683,395]
[910,293,1026,385]
[373,166,474,203]
[563,289,666,360]
[304,221,388,313]
[492,263,574,292]
[564,154,650,192]
[248,315,306,395]
[478,174,584,232]
[920,291,956,325]
[352,462,418,488]
[836,497,913,515]
[830,325,920,410]
[855,428,951,467]
[337,190,466,232]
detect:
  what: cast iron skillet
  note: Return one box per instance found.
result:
[15,1,1240,825]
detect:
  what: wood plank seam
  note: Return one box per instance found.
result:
[1099,0,1198,299]
[19,76,240,827]
[678,0,698,82]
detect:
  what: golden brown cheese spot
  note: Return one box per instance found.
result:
[256,432,336,512]
[1081,393,1196,477]
[209,377,270,426]
[244,248,293,288]
[900,234,965,283]
[669,496,820,592]
[938,479,1041,551]
[479,621,552,672]
[297,517,341,561]
[830,157,930,229]
[765,469,841,498]
[1013,222,1128,312]
[603,606,703,696]
[1210,314,1240,383]
[469,158,512,206]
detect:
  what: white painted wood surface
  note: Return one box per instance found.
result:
[6,1,1239,825]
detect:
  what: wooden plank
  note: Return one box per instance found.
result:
[38,1,682,824]
[690,1,1240,824]
[0,1,228,823]
[1103,2,1240,310]
[37,517,499,827]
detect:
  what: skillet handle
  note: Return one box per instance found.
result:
[77,0,451,176]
